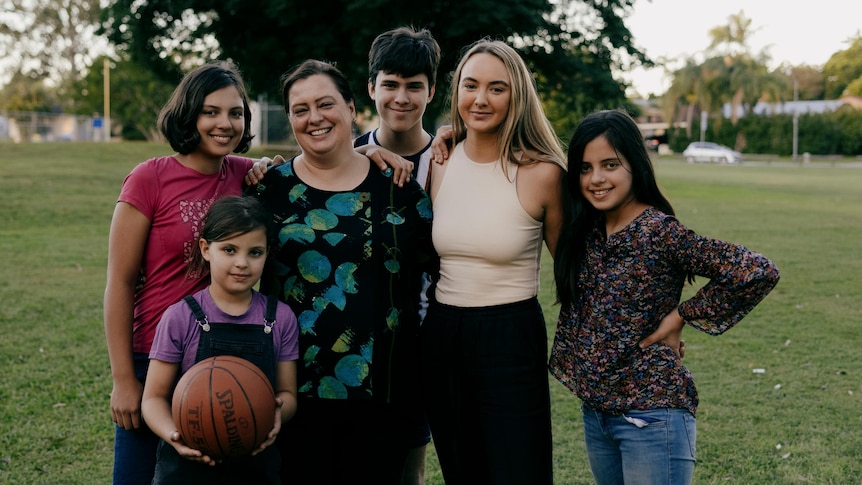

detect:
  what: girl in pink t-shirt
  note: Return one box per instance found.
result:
[104,61,256,485]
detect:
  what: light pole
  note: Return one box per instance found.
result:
[792,77,798,160]
[103,58,111,142]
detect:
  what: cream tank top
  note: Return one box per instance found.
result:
[432,143,543,307]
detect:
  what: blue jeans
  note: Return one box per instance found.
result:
[112,353,159,485]
[582,405,696,485]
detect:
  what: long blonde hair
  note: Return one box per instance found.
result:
[448,39,566,175]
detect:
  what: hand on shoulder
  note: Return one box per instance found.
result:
[245,154,286,186]
[430,125,454,165]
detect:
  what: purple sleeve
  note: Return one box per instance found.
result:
[149,300,192,364]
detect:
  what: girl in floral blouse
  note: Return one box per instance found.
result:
[550,109,779,485]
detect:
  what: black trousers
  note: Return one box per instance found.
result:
[420,297,553,484]
[278,398,412,484]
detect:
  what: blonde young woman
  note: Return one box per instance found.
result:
[421,39,566,484]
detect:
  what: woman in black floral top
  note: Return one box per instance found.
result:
[550,110,779,485]
[255,60,435,485]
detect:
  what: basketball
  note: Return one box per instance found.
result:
[171,355,276,460]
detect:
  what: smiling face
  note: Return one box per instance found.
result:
[369,72,433,135]
[456,52,511,136]
[579,135,639,217]
[193,86,245,160]
[200,228,268,298]
[287,74,356,160]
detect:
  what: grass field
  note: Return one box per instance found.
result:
[0,142,860,484]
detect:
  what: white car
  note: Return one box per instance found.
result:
[682,142,741,164]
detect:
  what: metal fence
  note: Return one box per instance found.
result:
[253,96,378,151]
[0,110,106,143]
[254,98,296,150]
[0,99,297,150]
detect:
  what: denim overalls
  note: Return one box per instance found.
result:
[152,295,281,485]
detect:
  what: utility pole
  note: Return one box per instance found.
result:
[792,77,798,160]
[103,58,111,142]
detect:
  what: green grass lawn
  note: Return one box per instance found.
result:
[1,143,860,484]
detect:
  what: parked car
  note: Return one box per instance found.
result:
[682,142,741,164]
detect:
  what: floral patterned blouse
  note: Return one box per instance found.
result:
[255,158,434,406]
[549,207,779,416]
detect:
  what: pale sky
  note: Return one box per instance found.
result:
[621,0,862,96]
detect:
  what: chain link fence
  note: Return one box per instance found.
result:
[253,97,297,150]
[0,98,296,150]
[0,110,107,143]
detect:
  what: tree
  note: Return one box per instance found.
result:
[99,0,649,133]
[706,11,784,127]
[772,64,824,101]
[0,71,60,112]
[74,56,176,140]
[0,0,105,108]
[845,76,862,96]
[706,10,757,55]
[822,34,862,99]
[663,59,703,137]
[663,10,786,135]
[726,55,785,126]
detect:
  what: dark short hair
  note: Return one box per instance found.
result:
[158,61,254,154]
[368,26,441,89]
[281,60,355,115]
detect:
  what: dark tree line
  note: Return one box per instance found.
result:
[99,0,649,134]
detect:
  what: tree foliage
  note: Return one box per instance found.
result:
[73,56,176,140]
[845,76,862,96]
[772,64,824,101]
[0,0,104,106]
[822,35,862,98]
[706,10,756,55]
[667,107,862,157]
[661,15,861,157]
[0,71,60,112]
[99,0,649,137]
[663,11,786,130]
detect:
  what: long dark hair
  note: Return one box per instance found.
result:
[554,109,676,307]
[187,196,273,276]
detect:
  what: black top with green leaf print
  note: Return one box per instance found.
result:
[255,157,435,410]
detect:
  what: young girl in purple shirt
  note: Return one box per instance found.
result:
[142,196,298,484]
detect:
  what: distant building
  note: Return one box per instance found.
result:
[722,97,858,118]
